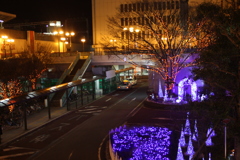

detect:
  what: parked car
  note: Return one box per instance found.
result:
[117,81,132,90]
[126,77,137,85]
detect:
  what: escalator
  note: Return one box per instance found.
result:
[50,59,87,107]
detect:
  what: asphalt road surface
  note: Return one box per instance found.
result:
[0,81,148,160]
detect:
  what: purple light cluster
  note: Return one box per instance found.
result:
[110,126,172,160]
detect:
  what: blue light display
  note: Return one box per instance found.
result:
[110,126,172,160]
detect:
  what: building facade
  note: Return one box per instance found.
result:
[92,0,238,53]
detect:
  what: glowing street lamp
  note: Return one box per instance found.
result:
[81,38,86,52]
[110,39,116,48]
[123,27,140,51]
[54,31,64,56]
[60,37,67,53]
[65,32,75,51]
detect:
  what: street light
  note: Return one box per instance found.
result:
[110,39,116,48]
[123,27,140,51]
[53,31,64,56]
[60,37,67,53]
[65,32,75,51]
[2,35,8,58]
[81,38,86,52]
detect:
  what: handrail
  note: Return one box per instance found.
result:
[49,54,80,101]
[73,55,92,80]
[56,53,80,85]
[61,55,92,106]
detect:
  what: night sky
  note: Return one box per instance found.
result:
[1,0,92,23]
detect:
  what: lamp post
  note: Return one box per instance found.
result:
[2,36,8,58]
[81,38,86,52]
[60,37,67,53]
[110,39,116,48]
[123,27,140,52]
[223,119,230,159]
[53,31,64,56]
[65,32,75,51]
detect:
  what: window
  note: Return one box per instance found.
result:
[167,16,170,23]
[145,17,149,25]
[150,16,154,23]
[142,31,145,39]
[163,2,166,10]
[154,2,158,10]
[142,17,145,25]
[120,4,124,12]
[158,2,162,10]
[121,32,124,39]
[133,17,136,25]
[129,18,132,25]
[145,3,148,11]
[125,4,128,12]
[176,1,180,9]
[167,2,170,9]
[129,4,132,12]
[125,18,128,26]
[141,3,145,11]
[163,16,166,22]
[137,3,141,11]
[133,3,136,11]
[171,15,175,23]
[121,18,124,26]
[138,17,141,25]
[172,1,175,9]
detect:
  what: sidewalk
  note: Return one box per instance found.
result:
[0,92,105,147]
[0,106,70,147]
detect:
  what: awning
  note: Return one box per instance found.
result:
[0,11,16,22]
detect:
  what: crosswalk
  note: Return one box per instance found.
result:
[75,106,108,115]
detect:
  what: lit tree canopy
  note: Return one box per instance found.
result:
[0,43,52,99]
[105,0,215,95]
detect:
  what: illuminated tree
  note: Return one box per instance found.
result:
[19,42,53,91]
[105,0,214,98]
[0,43,52,112]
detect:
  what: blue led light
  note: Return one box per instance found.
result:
[110,126,172,160]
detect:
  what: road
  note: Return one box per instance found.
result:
[0,81,148,160]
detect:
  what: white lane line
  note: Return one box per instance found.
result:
[0,152,35,159]
[105,98,111,102]
[128,97,137,104]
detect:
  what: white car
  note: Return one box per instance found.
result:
[126,77,137,85]
[117,82,132,90]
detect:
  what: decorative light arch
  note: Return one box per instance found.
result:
[176,77,197,103]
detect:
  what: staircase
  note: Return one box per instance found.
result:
[50,57,90,107]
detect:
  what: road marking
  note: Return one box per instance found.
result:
[69,115,87,121]
[30,134,50,143]
[152,117,173,120]
[0,152,35,159]
[3,146,36,152]
[105,98,111,102]
[50,123,70,131]
[86,106,98,108]
[128,97,137,104]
